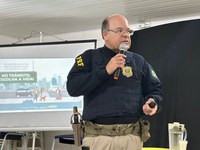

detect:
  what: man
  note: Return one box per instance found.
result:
[67,14,163,150]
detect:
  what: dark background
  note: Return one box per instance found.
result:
[130,19,200,150]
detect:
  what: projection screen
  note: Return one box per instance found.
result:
[0,40,96,131]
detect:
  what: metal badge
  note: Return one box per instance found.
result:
[122,66,133,78]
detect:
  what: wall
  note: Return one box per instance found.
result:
[0,29,104,47]
[0,35,16,44]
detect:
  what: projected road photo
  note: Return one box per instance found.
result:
[0,58,83,112]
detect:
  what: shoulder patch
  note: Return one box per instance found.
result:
[150,69,158,78]
[76,55,84,67]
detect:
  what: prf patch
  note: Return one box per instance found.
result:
[76,55,84,67]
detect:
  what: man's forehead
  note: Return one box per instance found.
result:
[108,17,129,28]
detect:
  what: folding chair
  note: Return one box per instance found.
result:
[26,131,44,150]
[0,132,27,150]
[51,134,83,150]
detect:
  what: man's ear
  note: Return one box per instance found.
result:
[103,31,108,40]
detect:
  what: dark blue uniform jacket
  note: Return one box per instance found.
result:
[67,46,163,124]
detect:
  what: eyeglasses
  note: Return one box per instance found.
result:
[107,28,134,36]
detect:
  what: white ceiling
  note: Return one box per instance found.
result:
[1,0,200,40]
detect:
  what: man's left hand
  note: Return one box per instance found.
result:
[142,98,158,116]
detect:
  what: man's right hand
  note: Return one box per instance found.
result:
[105,53,126,75]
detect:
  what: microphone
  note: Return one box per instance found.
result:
[113,43,129,80]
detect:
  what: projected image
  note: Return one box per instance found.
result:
[0,58,83,112]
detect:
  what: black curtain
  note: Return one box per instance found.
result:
[130,19,200,150]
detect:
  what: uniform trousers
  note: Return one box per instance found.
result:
[82,134,143,150]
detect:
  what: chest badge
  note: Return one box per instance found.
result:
[122,66,133,78]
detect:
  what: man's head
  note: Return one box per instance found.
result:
[101,14,133,52]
